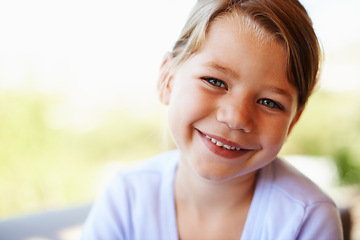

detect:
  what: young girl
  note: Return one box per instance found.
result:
[82,0,343,239]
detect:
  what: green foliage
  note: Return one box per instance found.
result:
[0,90,164,218]
[1,88,360,219]
[281,90,360,185]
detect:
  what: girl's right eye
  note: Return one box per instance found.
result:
[202,77,228,90]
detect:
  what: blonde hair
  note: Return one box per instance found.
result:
[170,0,321,108]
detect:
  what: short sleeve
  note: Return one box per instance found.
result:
[296,202,343,240]
[81,174,131,240]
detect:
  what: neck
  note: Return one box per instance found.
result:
[175,159,257,214]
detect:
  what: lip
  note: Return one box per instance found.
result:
[196,129,253,159]
[198,130,251,150]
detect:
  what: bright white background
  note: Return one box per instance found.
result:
[0,0,359,128]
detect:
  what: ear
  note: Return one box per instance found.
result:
[287,106,304,136]
[157,52,174,105]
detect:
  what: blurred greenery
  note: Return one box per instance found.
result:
[0,90,165,219]
[0,87,359,219]
[281,90,360,185]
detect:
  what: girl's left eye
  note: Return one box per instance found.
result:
[257,98,284,110]
[202,77,228,90]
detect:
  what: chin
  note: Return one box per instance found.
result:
[192,164,245,182]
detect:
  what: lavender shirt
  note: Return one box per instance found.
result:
[82,150,343,240]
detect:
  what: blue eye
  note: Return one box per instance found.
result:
[202,77,228,90]
[257,99,283,110]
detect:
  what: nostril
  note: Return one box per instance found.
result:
[216,105,253,133]
[227,123,251,133]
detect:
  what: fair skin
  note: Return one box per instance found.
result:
[159,15,303,240]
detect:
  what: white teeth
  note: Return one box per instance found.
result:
[205,135,241,151]
[216,141,224,147]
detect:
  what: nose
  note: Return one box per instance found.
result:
[216,96,254,133]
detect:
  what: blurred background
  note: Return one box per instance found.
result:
[0,0,359,238]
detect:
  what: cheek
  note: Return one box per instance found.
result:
[166,82,199,143]
[169,80,211,118]
[259,118,290,152]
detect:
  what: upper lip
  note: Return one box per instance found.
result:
[197,129,251,150]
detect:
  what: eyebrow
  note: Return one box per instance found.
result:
[264,85,295,103]
[204,62,240,79]
[205,61,295,104]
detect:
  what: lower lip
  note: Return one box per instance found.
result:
[197,130,251,159]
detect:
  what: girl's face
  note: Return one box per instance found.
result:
[159,16,302,182]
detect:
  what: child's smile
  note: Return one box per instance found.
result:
[159,16,303,182]
[197,129,254,159]
[82,1,341,238]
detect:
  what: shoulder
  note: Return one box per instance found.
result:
[82,150,180,239]
[266,158,334,205]
[253,158,343,239]
[109,149,179,198]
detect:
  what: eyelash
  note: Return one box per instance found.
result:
[202,77,284,110]
[202,77,228,90]
[257,99,284,110]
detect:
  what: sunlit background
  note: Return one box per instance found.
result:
[0,0,359,237]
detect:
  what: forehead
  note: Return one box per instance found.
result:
[198,14,288,73]
[187,14,297,106]
[212,11,280,48]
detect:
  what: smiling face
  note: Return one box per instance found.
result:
[159,15,302,182]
